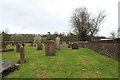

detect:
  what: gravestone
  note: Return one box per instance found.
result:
[72,42,79,49]
[19,46,25,64]
[55,36,61,50]
[0,60,19,78]
[37,43,42,50]
[44,40,56,56]
[34,35,42,44]
[16,44,20,52]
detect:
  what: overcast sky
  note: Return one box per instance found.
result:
[0,0,119,37]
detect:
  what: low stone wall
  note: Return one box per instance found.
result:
[78,39,120,61]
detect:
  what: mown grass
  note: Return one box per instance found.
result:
[2,44,119,78]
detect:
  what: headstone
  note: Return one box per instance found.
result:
[44,40,56,56]
[16,44,20,52]
[72,42,79,49]
[34,35,42,44]
[55,36,61,50]
[19,46,25,64]
[37,43,42,50]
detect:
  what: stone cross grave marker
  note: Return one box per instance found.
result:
[19,46,25,64]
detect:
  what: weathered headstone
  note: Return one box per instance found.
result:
[34,35,42,44]
[44,40,56,56]
[55,36,61,50]
[19,46,25,64]
[37,43,42,50]
[16,44,20,52]
[72,42,79,49]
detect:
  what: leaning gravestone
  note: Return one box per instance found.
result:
[72,42,79,49]
[55,36,61,50]
[19,46,25,64]
[44,40,56,56]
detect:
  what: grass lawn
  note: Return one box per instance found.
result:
[2,44,119,78]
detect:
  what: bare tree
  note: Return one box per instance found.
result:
[89,10,106,40]
[70,7,106,41]
[110,31,117,39]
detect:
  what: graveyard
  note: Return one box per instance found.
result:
[1,42,119,78]
[0,1,120,79]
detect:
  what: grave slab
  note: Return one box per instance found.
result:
[0,60,19,78]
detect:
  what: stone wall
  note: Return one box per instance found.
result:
[78,39,120,61]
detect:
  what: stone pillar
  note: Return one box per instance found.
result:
[20,46,25,64]
[44,40,56,56]
[16,44,20,52]
[37,43,42,50]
